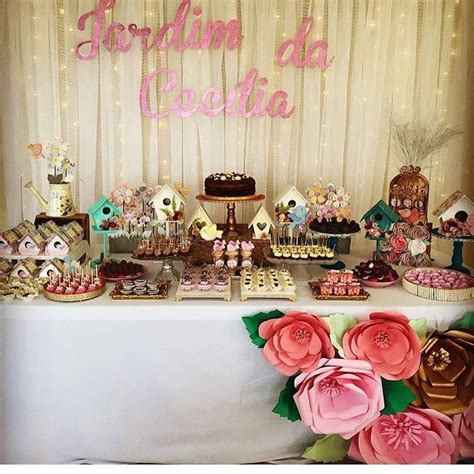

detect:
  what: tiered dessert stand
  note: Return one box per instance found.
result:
[196,193,265,237]
[431,228,473,275]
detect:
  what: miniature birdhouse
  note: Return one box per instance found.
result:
[249,205,275,239]
[18,229,45,256]
[45,229,74,256]
[12,220,35,239]
[187,205,213,231]
[274,186,309,223]
[0,229,19,255]
[361,200,399,233]
[10,258,38,278]
[87,195,122,230]
[151,184,186,221]
[433,191,474,223]
[38,259,64,278]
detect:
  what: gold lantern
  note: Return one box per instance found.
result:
[389,165,429,225]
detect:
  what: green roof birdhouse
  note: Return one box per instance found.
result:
[88,195,122,231]
[362,200,399,234]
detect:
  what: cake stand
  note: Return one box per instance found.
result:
[311,230,361,270]
[263,246,338,280]
[432,228,473,275]
[196,194,265,238]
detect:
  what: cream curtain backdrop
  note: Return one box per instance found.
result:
[0,0,472,244]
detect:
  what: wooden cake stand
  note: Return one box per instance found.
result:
[196,194,265,237]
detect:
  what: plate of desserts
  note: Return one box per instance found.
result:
[176,266,232,301]
[109,279,171,300]
[133,237,192,260]
[266,243,337,263]
[99,260,146,281]
[240,268,296,301]
[353,260,399,288]
[309,217,361,237]
[308,270,370,300]
[43,271,106,302]
[402,267,473,301]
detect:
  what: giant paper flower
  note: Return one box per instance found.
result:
[328,186,350,209]
[349,407,459,464]
[453,401,474,458]
[389,235,408,254]
[405,329,473,415]
[342,312,421,380]
[294,358,384,439]
[258,311,334,376]
[307,185,327,205]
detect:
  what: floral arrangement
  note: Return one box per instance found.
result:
[28,138,76,184]
[306,183,352,223]
[380,223,431,266]
[391,119,462,167]
[242,310,473,464]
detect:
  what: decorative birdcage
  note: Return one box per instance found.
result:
[389,165,429,225]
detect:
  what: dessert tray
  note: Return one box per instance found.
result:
[240,268,297,301]
[176,266,232,301]
[109,279,171,300]
[264,245,338,265]
[353,260,400,288]
[43,279,106,302]
[402,267,473,301]
[99,260,146,281]
[308,270,370,301]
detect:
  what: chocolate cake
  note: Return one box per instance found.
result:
[309,217,361,235]
[205,172,256,197]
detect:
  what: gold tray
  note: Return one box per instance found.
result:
[308,281,370,301]
[109,280,171,300]
[43,284,106,302]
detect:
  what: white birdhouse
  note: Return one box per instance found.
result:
[274,186,309,222]
[11,258,38,278]
[187,205,213,231]
[38,259,64,278]
[151,184,186,221]
[0,229,19,255]
[18,230,45,256]
[434,191,474,222]
[45,230,73,257]
[249,205,275,239]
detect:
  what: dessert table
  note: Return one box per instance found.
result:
[0,250,472,464]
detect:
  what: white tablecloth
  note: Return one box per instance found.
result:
[0,252,472,464]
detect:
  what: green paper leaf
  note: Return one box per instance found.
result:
[381,379,417,415]
[409,318,427,342]
[303,435,350,463]
[449,312,474,331]
[242,309,284,348]
[272,376,301,422]
[327,313,357,358]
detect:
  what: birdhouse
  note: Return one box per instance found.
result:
[361,200,399,233]
[45,229,74,256]
[0,229,19,255]
[10,258,38,278]
[187,205,213,231]
[249,205,275,239]
[87,195,122,230]
[18,229,45,256]
[151,184,186,221]
[274,186,309,223]
[0,260,12,275]
[38,259,64,278]
[433,191,474,223]
[12,220,35,239]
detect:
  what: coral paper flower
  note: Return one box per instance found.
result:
[453,401,474,458]
[405,329,473,416]
[293,358,384,439]
[389,235,408,253]
[349,407,459,464]
[258,311,334,376]
[342,312,421,380]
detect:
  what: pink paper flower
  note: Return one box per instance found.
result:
[453,401,474,459]
[293,358,384,439]
[226,240,240,252]
[241,241,255,251]
[390,235,408,253]
[342,312,421,380]
[213,240,226,252]
[349,407,459,464]
[258,311,334,376]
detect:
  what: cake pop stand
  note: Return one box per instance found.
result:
[311,230,361,270]
[196,194,265,238]
[432,228,473,275]
[263,247,339,281]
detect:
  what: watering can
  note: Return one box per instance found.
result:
[24,180,75,217]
